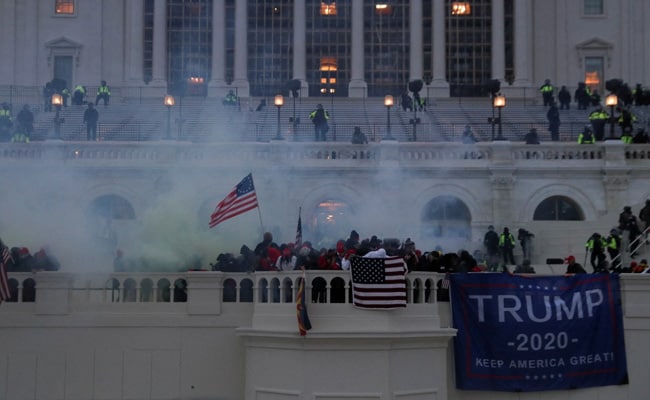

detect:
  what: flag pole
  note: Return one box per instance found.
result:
[250,173,265,233]
[295,207,302,246]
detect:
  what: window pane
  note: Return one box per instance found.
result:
[533,196,584,221]
[55,0,75,15]
[584,57,604,95]
[584,0,603,15]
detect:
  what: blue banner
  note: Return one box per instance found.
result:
[449,273,628,392]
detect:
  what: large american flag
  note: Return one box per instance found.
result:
[350,256,407,309]
[0,246,12,304]
[209,174,259,228]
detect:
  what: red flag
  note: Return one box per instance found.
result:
[296,276,312,336]
[350,256,407,309]
[0,246,12,304]
[209,174,259,228]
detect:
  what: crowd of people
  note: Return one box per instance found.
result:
[0,238,60,273]
[206,215,649,281]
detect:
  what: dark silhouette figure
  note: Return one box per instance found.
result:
[524,128,540,144]
[16,104,34,137]
[546,102,560,141]
[83,102,99,141]
[558,85,571,110]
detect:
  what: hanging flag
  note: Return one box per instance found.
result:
[0,246,12,304]
[209,174,259,228]
[449,273,628,392]
[350,256,407,309]
[296,276,312,336]
[295,208,302,247]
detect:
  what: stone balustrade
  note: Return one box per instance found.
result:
[1,140,647,168]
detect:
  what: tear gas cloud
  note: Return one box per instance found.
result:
[0,146,471,272]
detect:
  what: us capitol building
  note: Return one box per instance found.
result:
[1,1,650,399]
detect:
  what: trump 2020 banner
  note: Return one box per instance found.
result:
[449,273,628,392]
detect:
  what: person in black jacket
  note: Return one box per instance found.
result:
[83,102,99,140]
[558,85,571,110]
[547,102,561,141]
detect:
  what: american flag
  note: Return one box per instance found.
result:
[209,174,259,228]
[350,256,407,309]
[0,246,12,304]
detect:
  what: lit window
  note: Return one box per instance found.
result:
[320,1,337,16]
[55,0,75,15]
[451,2,471,16]
[320,57,338,71]
[584,0,603,15]
[375,4,393,15]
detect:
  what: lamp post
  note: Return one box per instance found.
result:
[384,95,394,140]
[606,93,618,140]
[164,94,175,140]
[274,94,284,140]
[493,94,506,140]
[51,93,64,139]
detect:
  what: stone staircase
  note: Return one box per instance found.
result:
[22,96,650,143]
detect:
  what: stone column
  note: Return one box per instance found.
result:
[409,0,423,82]
[512,0,532,89]
[491,0,505,83]
[150,0,167,87]
[293,0,309,95]
[348,1,367,97]
[35,273,74,315]
[430,0,449,96]
[124,0,144,85]
[0,0,16,80]
[208,0,227,97]
[232,0,250,97]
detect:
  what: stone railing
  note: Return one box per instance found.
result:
[3,271,443,313]
[6,270,650,315]
[0,141,647,168]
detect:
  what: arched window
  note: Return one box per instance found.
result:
[173,279,187,303]
[240,279,254,302]
[311,198,354,246]
[223,278,237,302]
[533,196,584,221]
[421,195,471,240]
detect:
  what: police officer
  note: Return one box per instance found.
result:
[73,84,86,105]
[607,229,622,271]
[222,90,238,106]
[539,79,554,106]
[588,106,609,141]
[499,227,516,266]
[309,103,330,142]
[96,80,111,106]
[0,103,13,140]
[578,125,595,144]
[586,232,607,272]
